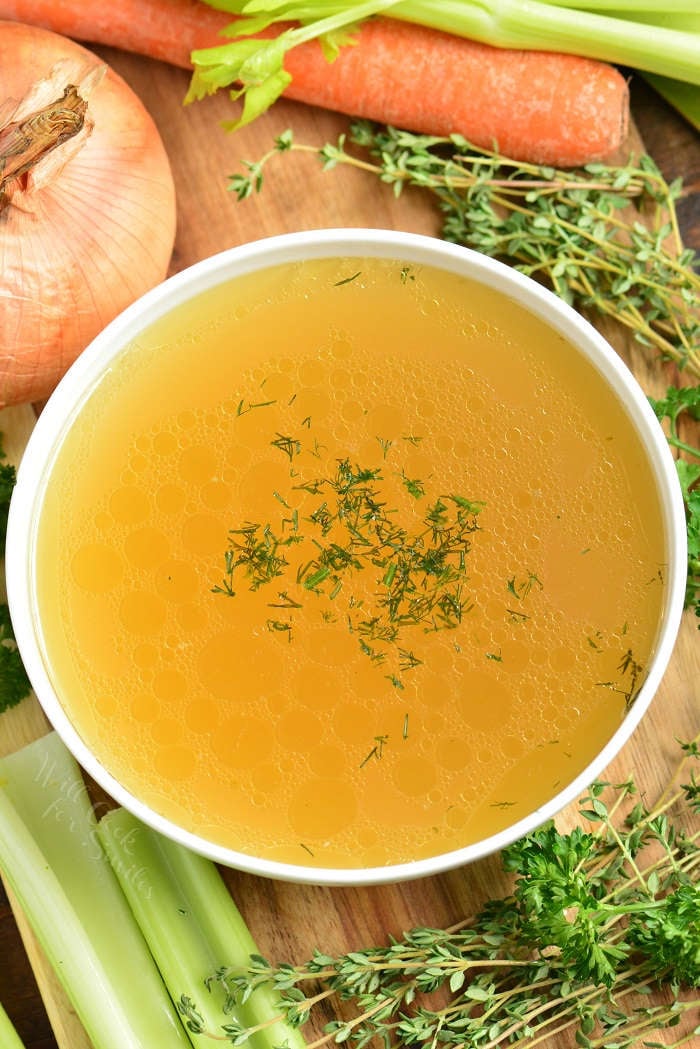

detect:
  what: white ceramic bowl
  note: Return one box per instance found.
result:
[6,229,687,885]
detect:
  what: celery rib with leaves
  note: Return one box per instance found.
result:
[190,0,700,128]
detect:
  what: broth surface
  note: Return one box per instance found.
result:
[34,257,667,868]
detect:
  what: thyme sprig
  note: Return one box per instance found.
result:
[205,737,700,1049]
[228,128,700,623]
[229,124,699,378]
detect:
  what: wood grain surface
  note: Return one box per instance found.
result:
[0,45,698,1049]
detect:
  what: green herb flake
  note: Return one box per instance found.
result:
[334,271,361,287]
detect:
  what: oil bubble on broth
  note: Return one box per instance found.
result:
[34,257,667,869]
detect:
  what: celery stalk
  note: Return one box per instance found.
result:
[0,732,192,1049]
[538,0,699,9]
[602,10,700,130]
[198,0,700,90]
[387,0,700,83]
[0,1002,26,1049]
[642,74,700,131]
[98,807,307,1049]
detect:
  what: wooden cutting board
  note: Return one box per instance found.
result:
[1,48,699,1049]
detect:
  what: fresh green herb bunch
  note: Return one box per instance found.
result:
[0,434,31,713]
[209,737,700,1049]
[649,386,700,622]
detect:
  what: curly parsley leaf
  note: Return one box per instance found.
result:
[502,823,628,985]
[0,603,31,713]
[629,883,700,987]
[649,385,700,622]
[0,435,31,712]
[0,459,16,549]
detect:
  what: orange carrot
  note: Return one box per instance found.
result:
[0,0,630,166]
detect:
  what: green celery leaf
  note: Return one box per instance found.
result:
[186,38,272,99]
[224,67,293,130]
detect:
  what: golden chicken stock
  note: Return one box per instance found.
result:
[34,257,666,868]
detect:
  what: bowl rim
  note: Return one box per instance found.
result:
[6,227,688,886]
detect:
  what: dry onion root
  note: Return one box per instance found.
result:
[0,21,177,407]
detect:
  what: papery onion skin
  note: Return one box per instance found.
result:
[0,21,177,407]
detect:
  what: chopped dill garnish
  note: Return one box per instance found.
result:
[236,398,276,416]
[271,433,301,461]
[214,425,484,682]
[360,734,389,768]
[400,471,425,499]
[334,271,361,286]
[267,591,302,609]
[595,647,645,707]
[398,649,422,671]
[506,571,543,601]
[266,618,293,639]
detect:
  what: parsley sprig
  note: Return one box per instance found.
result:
[207,737,700,1049]
[0,434,31,713]
[650,385,700,620]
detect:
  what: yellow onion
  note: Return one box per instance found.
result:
[0,21,177,407]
